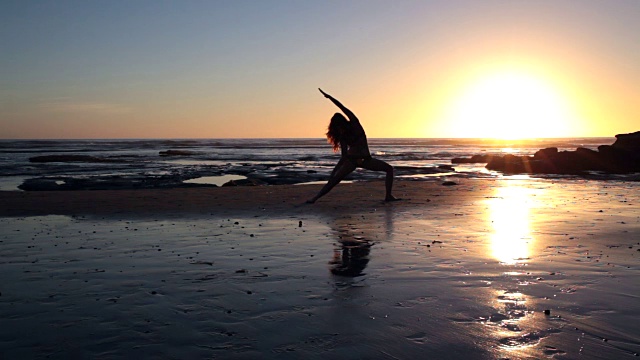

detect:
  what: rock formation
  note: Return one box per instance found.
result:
[452,131,640,175]
[29,155,124,163]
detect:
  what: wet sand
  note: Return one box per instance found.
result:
[1,179,639,359]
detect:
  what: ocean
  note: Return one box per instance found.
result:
[0,137,627,191]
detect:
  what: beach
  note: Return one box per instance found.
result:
[4,0,640,357]
[1,178,639,359]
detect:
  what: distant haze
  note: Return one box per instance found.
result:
[1,1,639,139]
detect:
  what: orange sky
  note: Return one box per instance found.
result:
[1,1,639,139]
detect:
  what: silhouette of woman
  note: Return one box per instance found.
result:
[307,89,397,203]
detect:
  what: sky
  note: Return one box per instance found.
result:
[1,0,639,139]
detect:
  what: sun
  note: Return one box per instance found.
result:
[441,70,577,139]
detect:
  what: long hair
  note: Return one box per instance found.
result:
[326,113,350,152]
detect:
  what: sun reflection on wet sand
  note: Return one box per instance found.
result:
[487,181,543,265]
[481,180,551,358]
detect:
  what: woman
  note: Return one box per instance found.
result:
[307,88,397,203]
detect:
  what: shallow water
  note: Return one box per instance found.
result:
[0,138,618,190]
[183,175,247,187]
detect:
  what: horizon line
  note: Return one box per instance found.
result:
[0,135,622,141]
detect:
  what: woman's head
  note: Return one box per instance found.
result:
[326,113,350,151]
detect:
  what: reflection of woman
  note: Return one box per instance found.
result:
[307,89,397,203]
[329,240,371,277]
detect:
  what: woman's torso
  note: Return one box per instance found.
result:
[344,123,370,158]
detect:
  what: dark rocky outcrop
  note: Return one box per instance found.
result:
[451,154,496,164]
[29,155,124,163]
[438,165,456,171]
[611,130,640,152]
[159,149,199,156]
[454,131,640,175]
[18,174,218,191]
[222,179,267,186]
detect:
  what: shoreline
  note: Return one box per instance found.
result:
[3,177,640,218]
[0,180,455,218]
[3,136,632,192]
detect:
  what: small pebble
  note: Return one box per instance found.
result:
[544,309,551,315]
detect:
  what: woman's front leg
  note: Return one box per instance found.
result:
[307,160,356,203]
[329,157,346,178]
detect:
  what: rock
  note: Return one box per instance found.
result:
[484,131,640,175]
[486,154,530,173]
[488,313,509,322]
[611,131,640,152]
[451,154,495,164]
[533,147,558,160]
[221,179,267,187]
[18,178,62,191]
[19,174,192,191]
[29,155,122,163]
[438,165,455,171]
[597,144,621,157]
[159,149,198,156]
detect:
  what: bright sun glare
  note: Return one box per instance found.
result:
[443,71,576,139]
[488,183,538,265]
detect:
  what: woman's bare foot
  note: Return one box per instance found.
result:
[306,198,316,204]
[385,195,400,202]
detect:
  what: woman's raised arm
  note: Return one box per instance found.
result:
[318,88,359,123]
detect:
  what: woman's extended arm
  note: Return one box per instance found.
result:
[318,88,359,123]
